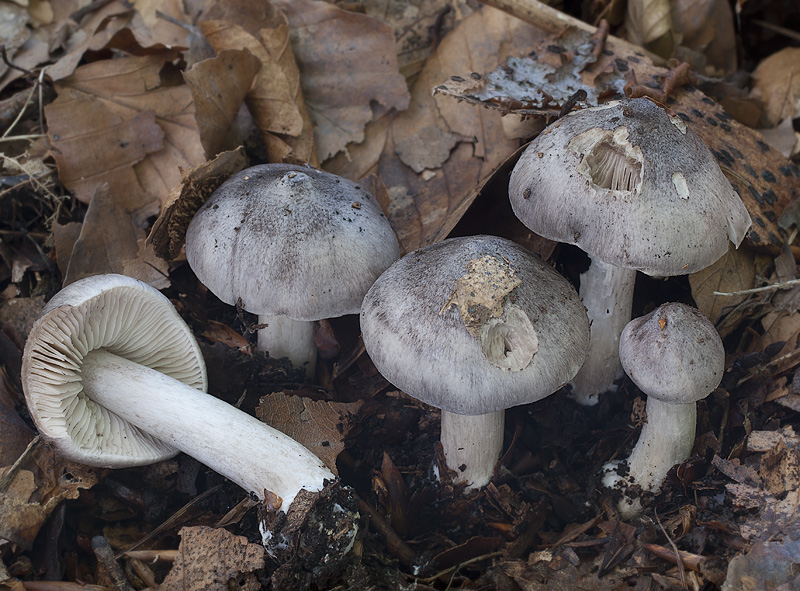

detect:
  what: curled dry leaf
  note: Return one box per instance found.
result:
[147,147,248,261]
[625,0,674,56]
[275,0,410,162]
[160,526,265,591]
[45,52,206,212]
[129,0,191,49]
[256,392,363,476]
[752,48,800,127]
[671,0,737,75]
[183,48,263,158]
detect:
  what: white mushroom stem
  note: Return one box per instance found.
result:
[82,349,333,512]
[440,410,504,489]
[569,257,636,405]
[257,314,317,378]
[603,396,696,518]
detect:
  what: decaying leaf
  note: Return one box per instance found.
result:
[0,441,98,549]
[671,0,736,75]
[160,526,265,591]
[45,51,206,212]
[723,537,800,591]
[275,0,410,162]
[689,244,756,336]
[183,48,263,158]
[625,0,674,56]
[255,392,363,475]
[752,48,800,127]
[147,147,248,261]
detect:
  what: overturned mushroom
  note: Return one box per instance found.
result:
[509,98,750,405]
[22,274,337,513]
[360,235,589,488]
[186,164,401,378]
[603,302,724,518]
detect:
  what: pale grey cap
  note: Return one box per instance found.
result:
[509,98,752,276]
[360,235,589,415]
[185,164,401,320]
[619,302,724,404]
[22,274,207,467]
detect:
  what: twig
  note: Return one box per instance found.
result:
[713,278,800,296]
[479,0,666,65]
[0,435,40,493]
[92,536,135,591]
[2,81,39,139]
[408,551,504,584]
[654,510,687,590]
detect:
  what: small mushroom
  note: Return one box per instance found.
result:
[186,164,401,377]
[509,98,750,405]
[22,274,334,513]
[360,235,589,489]
[603,302,724,518]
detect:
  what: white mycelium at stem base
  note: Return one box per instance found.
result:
[22,274,333,513]
[569,257,636,405]
[509,99,751,406]
[185,164,400,378]
[360,236,589,490]
[602,302,724,518]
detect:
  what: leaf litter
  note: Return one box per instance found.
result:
[1,0,800,589]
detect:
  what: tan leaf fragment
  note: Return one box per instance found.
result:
[46,52,206,211]
[275,0,410,161]
[160,526,265,591]
[255,392,363,476]
[760,440,800,496]
[689,243,755,336]
[147,147,248,261]
[0,441,98,549]
[752,48,800,127]
[625,0,674,54]
[130,0,191,49]
[671,0,737,75]
[184,48,262,158]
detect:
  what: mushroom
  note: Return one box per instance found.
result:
[185,164,401,377]
[602,302,724,517]
[508,98,751,405]
[22,274,334,513]
[360,235,589,488]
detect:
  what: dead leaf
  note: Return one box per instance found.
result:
[0,2,31,81]
[183,48,262,158]
[159,526,265,591]
[202,320,251,354]
[760,440,800,496]
[63,185,167,288]
[275,0,410,161]
[129,0,191,49]
[51,221,81,278]
[723,537,800,590]
[0,441,98,549]
[689,243,756,335]
[255,392,363,475]
[671,0,736,75]
[759,118,800,159]
[45,51,206,211]
[147,147,248,261]
[625,0,673,54]
[752,48,800,127]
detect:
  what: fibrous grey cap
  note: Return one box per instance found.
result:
[360,235,589,415]
[186,164,401,320]
[619,302,724,404]
[509,98,752,276]
[22,274,208,467]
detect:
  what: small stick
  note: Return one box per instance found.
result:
[644,543,705,572]
[92,536,135,591]
[714,278,800,297]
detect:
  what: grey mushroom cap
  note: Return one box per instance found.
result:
[185,164,401,320]
[22,274,208,467]
[508,98,752,276]
[360,235,589,415]
[619,302,724,404]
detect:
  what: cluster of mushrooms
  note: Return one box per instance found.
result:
[21,98,752,533]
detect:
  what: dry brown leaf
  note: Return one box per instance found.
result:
[752,48,800,127]
[45,1,133,81]
[625,0,674,54]
[202,320,251,354]
[46,51,205,212]
[147,147,248,261]
[256,392,363,475]
[0,441,98,549]
[275,0,410,162]
[51,221,82,278]
[671,0,736,75]
[183,48,262,158]
[0,2,31,81]
[760,441,800,496]
[160,526,265,591]
[64,185,168,288]
[0,27,49,93]
[689,244,755,335]
[377,6,548,252]
[129,0,191,48]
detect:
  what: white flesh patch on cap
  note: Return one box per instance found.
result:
[480,305,538,371]
[668,114,687,134]
[672,171,690,200]
[569,127,644,195]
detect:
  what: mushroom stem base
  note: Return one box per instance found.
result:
[258,315,317,378]
[570,258,636,405]
[81,349,333,511]
[440,410,504,489]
